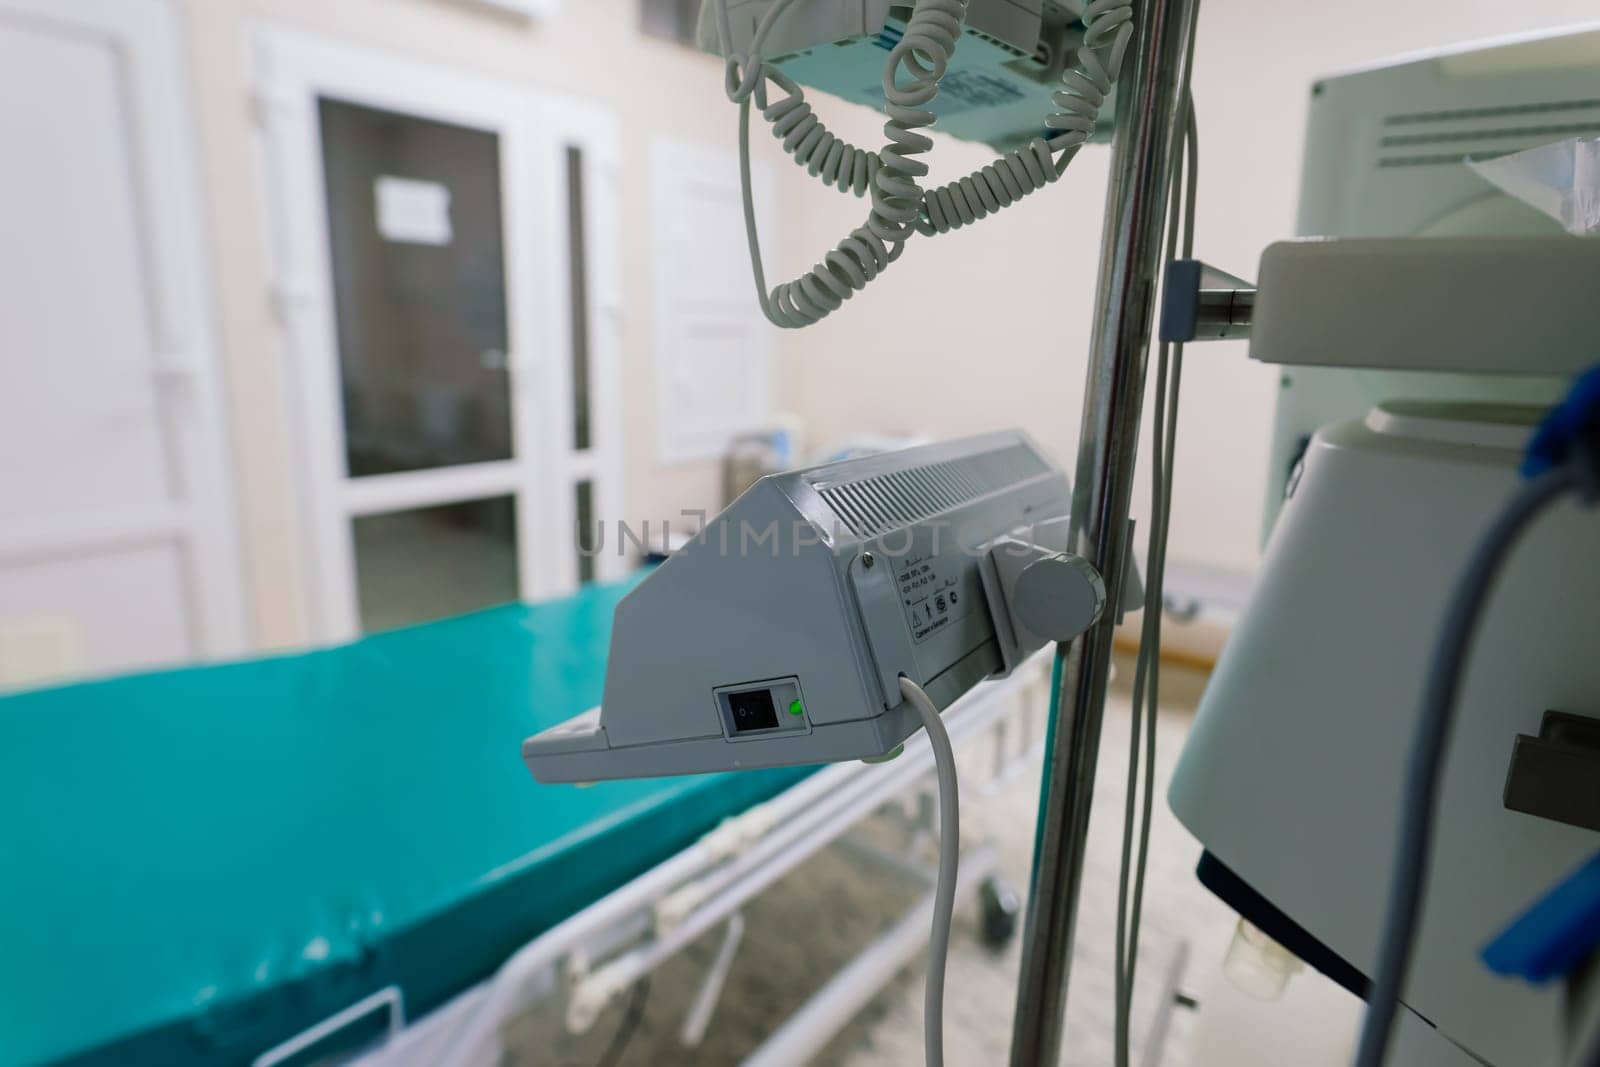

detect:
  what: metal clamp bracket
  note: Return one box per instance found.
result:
[979,539,1106,676]
[1160,259,1256,343]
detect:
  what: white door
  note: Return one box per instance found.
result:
[253,32,625,641]
[0,0,246,689]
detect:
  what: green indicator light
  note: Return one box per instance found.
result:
[788,699,804,717]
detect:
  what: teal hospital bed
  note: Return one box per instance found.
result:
[0,578,814,1067]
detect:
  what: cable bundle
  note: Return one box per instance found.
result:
[922,0,1131,234]
[715,0,1136,328]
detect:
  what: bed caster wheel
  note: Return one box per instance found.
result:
[979,876,1021,949]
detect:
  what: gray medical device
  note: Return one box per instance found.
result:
[700,0,1113,154]
[524,432,1104,783]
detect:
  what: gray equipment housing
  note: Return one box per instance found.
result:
[524,431,1100,783]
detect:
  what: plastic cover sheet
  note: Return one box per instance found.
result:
[1469,136,1600,237]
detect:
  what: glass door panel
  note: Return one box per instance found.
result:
[318,99,513,478]
[351,496,518,632]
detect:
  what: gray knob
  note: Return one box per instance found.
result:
[1013,553,1106,642]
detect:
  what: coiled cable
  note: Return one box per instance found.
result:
[869,0,963,245]
[720,0,909,327]
[920,2,1130,233]
[715,0,1134,327]
[762,69,882,196]
[920,0,1132,233]
[735,89,904,329]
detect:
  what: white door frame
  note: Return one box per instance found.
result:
[251,30,624,642]
[0,0,248,662]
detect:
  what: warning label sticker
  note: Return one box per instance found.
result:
[892,549,978,643]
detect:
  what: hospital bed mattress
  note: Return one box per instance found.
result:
[0,579,813,1067]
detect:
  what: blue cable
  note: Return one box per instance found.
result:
[1525,363,1600,487]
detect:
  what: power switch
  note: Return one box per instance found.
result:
[727,688,779,733]
[714,677,810,741]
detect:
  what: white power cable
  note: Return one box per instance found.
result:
[715,0,1135,328]
[898,675,959,1067]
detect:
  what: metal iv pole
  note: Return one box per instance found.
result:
[1009,0,1201,1063]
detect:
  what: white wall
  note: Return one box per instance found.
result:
[176,0,791,648]
[777,0,1600,589]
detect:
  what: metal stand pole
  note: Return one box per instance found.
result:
[1009,0,1201,1063]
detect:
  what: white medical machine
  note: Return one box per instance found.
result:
[1258,27,1598,535]
[1168,27,1600,1067]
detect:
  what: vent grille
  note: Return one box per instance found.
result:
[965,27,1028,59]
[1383,99,1600,126]
[815,444,1048,538]
[1374,97,1600,169]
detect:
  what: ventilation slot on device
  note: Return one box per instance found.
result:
[815,444,1048,538]
[1374,97,1600,169]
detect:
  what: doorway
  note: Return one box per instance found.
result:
[253,31,624,640]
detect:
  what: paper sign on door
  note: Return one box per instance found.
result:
[374,175,453,246]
